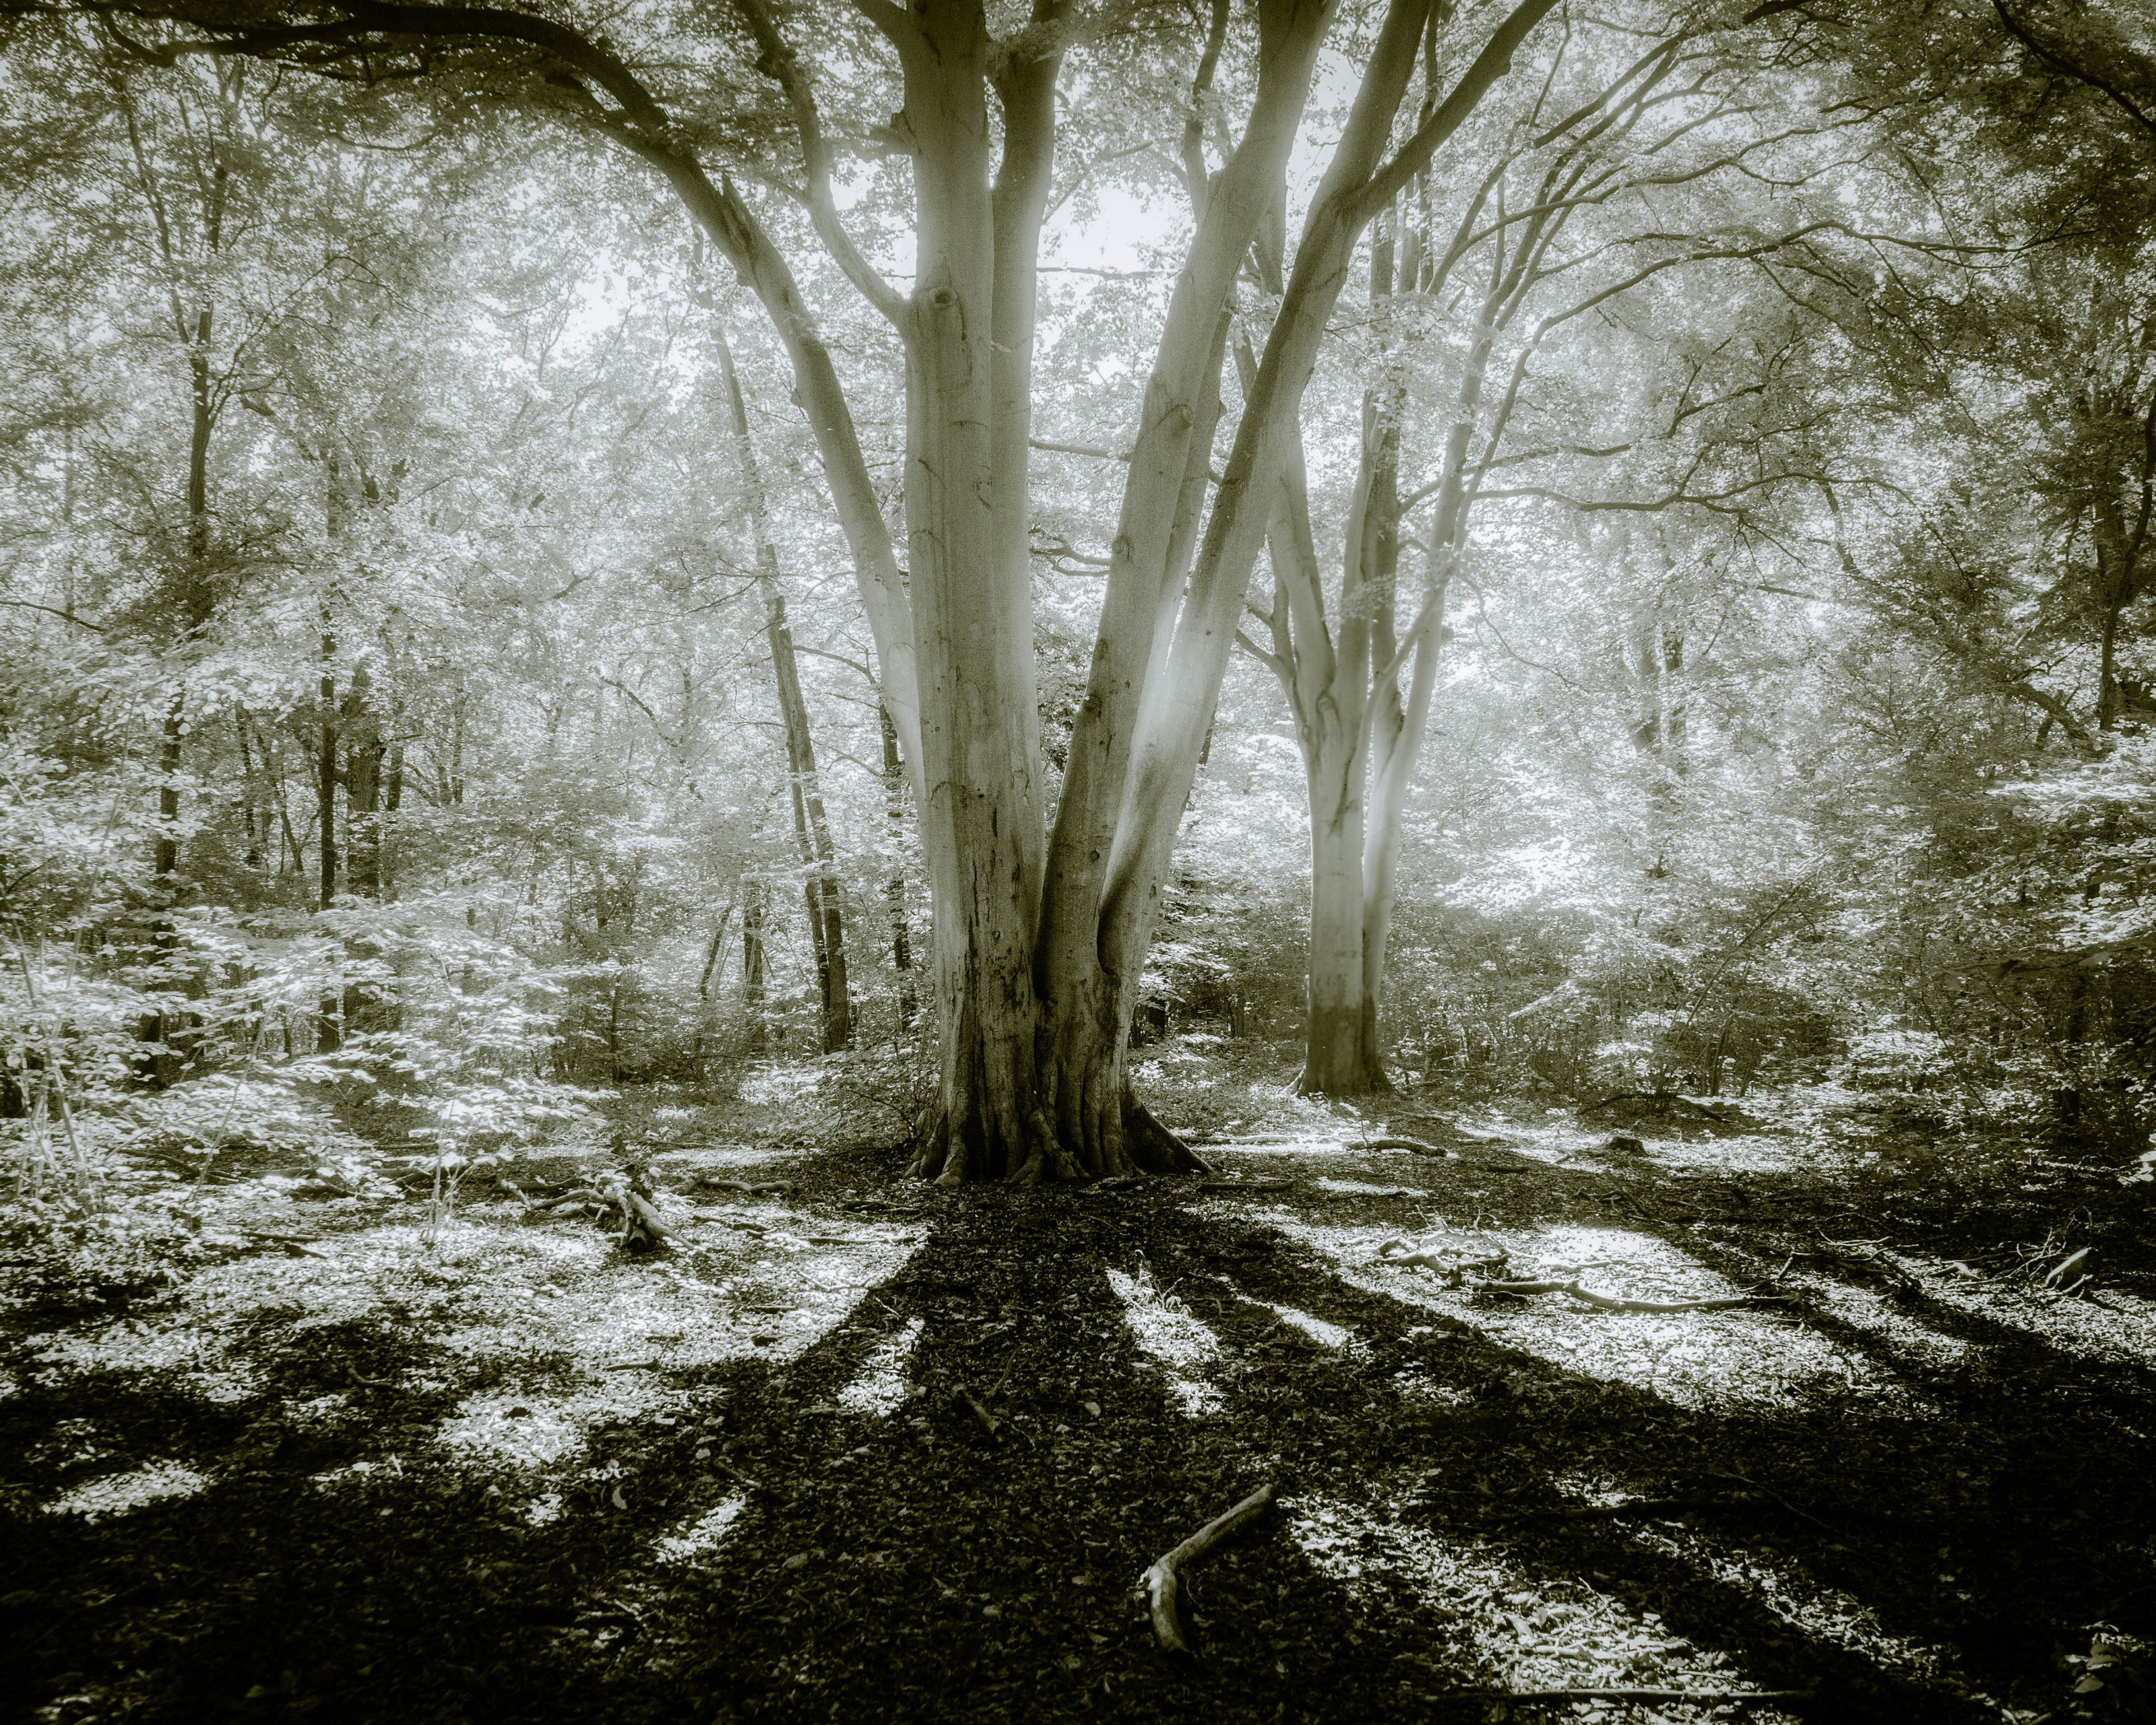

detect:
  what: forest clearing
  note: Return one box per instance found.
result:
[5,0,2156,1718]
[5,1078,2151,1723]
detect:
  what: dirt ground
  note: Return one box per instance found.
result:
[3,1084,2151,1724]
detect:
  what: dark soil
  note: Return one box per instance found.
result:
[2,1091,2151,1724]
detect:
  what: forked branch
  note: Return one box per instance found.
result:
[1142,1482,1278,1656]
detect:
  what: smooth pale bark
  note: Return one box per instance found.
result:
[183,0,1566,1174]
[877,0,1050,1180]
[1032,0,1337,1179]
[1102,0,1471,1003]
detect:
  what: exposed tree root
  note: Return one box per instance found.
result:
[1124,1096,1212,1176]
[1142,1482,1278,1656]
[910,1090,1209,1184]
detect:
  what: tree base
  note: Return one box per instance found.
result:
[908,1091,1208,1185]
[1294,1061,1398,1099]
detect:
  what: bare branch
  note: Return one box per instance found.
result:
[733,0,908,325]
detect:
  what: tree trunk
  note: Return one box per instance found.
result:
[881,701,918,1028]
[713,321,852,1053]
[343,664,385,899]
[742,874,769,1054]
[382,738,403,899]
[1302,733,1371,1095]
[317,646,338,912]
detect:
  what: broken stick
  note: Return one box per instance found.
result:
[1477,1278,1775,1313]
[1142,1482,1278,1656]
[955,1383,1001,1443]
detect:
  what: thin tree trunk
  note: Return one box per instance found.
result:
[1303,744,1369,1095]
[235,706,264,869]
[382,738,403,899]
[317,643,338,912]
[880,701,918,1028]
[343,663,384,898]
[712,322,852,1052]
[742,875,768,1053]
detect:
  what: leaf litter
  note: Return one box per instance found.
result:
[1,1090,2150,1724]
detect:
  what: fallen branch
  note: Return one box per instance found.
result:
[1376,1236,1507,1277]
[236,1231,331,1258]
[1478,1279,1775,1313]
[1443,1689,1814,1706]
[623,1189,678,1241]
[1583,1090,1738,1122]
[692,1178,796,1197]
[1364,1136,1449,1156]
[1199,1179,1293,1192]
[954,1383,1001,1443]
[1143,1482,1278,1656]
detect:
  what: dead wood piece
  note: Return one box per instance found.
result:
[1363,1136,1451,1156]
[237,1231,331,1258]
[955,1383,1001,1443]
[1143,1482,1279,1656]
[1377,1236,1507,1278]
[1394,1116,1511,1146]
[694,1178,796,1196]
[1089,1174,1144,1191]
[625,1190,672,1242]
[1584,1090,1738,1122]
[1477,1278,1773,1313]
[1443,1689,1814,1705]
[1188,1132,1304,1146]
[1199,1178,1293,1193]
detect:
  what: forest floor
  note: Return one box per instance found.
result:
[3,1069,2153,1725]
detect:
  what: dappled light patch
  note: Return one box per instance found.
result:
[1289,1216,1909,1411]
[1623,1515,1976,1705]
[1286,1492,1800,1713]
[28,1315,261,1405]
[653,1491,748,1563]
[1106,1263,1225,1416]
[1263,1302,1362,1354]
[439,1389,640,1470]
[837,1317,922,1415]
[46,1458,209,1520]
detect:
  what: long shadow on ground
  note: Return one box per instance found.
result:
[2,1137,2149,1724]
